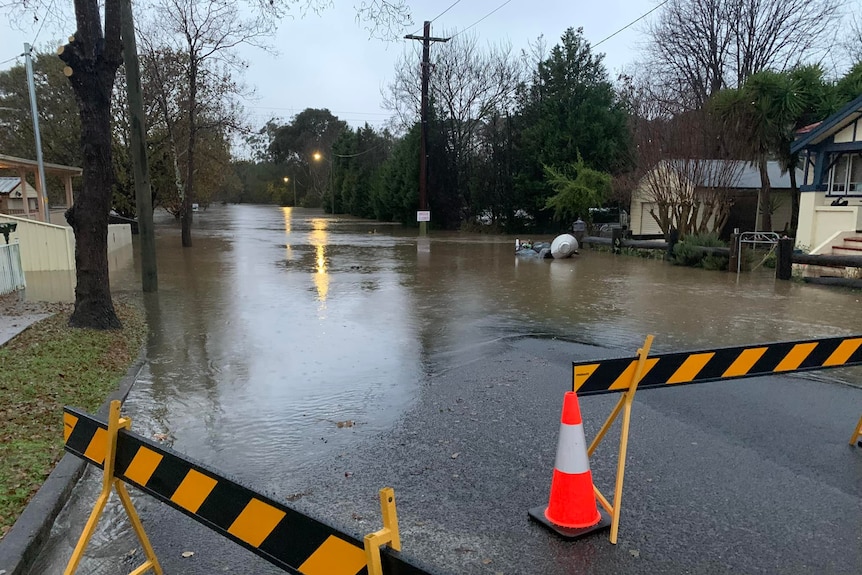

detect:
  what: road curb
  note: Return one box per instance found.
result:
[0,350,146,575]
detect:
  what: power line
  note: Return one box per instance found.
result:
[451,0,513,39]
[31,0,57,47]
[332,142,389,158]
[0,54,21,67]
[593,0,670,48]
[246,105,391,116]
[406,0,464,37]
[431,0,464,23]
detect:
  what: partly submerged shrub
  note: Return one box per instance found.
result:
[672,233,728,270]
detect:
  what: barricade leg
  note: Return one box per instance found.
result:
[64,400,163,575]
[363,487,401,575]
[850,415,862,446]
[582,335,653,545]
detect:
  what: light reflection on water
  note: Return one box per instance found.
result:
[26,205,862,477]
[116,206,425,483]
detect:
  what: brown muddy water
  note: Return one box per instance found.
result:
[23,204,861,573]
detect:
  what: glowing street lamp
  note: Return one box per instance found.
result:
[312,152,334,215]
[283,176,297,207]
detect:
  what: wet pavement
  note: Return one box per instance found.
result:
[19,204,862,574]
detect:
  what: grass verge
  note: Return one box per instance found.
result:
[0,303,146,539]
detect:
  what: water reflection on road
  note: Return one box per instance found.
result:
[28,204,861,573]
[120,206,429,485]
[113,204,859,478]
[108,205,859,483]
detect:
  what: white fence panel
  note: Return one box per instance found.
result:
[0,214,75,271]
[0,242,26,295]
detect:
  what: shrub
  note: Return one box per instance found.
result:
[672,233,729,270]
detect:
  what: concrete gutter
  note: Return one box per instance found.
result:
[0,351,146,575]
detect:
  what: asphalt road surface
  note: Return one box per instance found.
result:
[41,336,862,574]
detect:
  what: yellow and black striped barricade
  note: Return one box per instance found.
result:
[63,401,433,575]
[572,335,862,396]
[561,335,862,546]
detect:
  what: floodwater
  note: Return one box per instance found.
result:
[26,204,862,573]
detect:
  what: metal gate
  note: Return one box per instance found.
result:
[737,231,780,274]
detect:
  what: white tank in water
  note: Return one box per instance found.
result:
[550,234,578,259]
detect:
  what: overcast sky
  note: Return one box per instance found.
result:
[0,1,650,140]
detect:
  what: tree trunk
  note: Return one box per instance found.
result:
[66,91,120,328]
[59,3,123,329]
[758,157,772,232]
[181,61,198,248]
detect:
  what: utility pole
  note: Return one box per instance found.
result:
[120,0,158,292]
[405,21,449,237]
[23,43,49,223]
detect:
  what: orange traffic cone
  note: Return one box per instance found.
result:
[529,391,610,539]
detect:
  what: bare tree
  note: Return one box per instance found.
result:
[633,105,742,237]
[840,13,862,66]
[383,31,524,220]
[0,0,410,329]
[640,158,741,237]
[644,0,843,109]
[138,0,271,247]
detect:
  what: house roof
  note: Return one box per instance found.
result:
[663,159,797,189]
[0,177,18,194]
[790,93,862,153]
[0,176,36,196]
[0,153,82,176]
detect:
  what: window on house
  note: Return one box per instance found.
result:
[849,154,862,192]
[829,155,850,195]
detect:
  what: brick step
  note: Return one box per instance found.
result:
[807,266,846,277]
[803,262,848,271]
[843,237,862,243]
[834,245,862,253]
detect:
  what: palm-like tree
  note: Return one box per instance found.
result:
[712,72,804,232]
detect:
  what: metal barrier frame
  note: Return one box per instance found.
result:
[63,401,420,575]
[737,231,780,274]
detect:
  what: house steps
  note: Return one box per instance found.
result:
[831,237,862,255]
[815,237,862,278]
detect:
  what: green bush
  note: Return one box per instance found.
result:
[672,233,729,270]
[701,254,730,270]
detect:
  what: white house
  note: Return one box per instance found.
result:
[0,177,39,215]
[791,93,862,255]
[630,159,796,238]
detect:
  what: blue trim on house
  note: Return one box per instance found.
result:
[791,93,862,154]
[793,97,862,193]
[822,141,862,152]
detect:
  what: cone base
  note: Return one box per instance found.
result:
[528,505,611,540]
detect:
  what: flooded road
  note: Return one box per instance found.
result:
[114,204,858,475]
[27,204,861,573]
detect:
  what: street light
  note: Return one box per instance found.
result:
[312,152,334,215]
[283,176,296,207]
